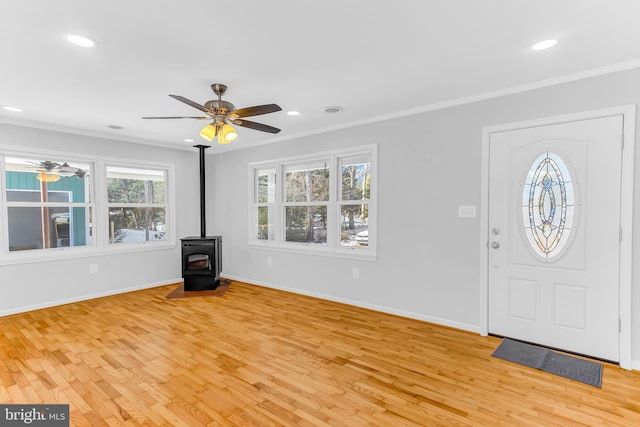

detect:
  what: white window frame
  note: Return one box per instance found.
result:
[0,145,176,265]
[249,144,377,260]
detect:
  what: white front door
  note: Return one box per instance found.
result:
[488,115,623,362]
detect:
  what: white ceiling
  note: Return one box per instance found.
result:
[2,1,640,152]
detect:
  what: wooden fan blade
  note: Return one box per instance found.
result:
[169,95,213,114]
[232,119,281,134]
[142,116,209,120]
[230,104,282,118]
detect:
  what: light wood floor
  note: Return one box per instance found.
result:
[1,281,640,426]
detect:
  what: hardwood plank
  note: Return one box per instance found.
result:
[1,280,640,426]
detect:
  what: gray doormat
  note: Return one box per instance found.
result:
[492,338,602,388]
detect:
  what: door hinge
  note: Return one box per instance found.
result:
[619,318,622,333]
[621,133,625,150]
[620,227,623,242]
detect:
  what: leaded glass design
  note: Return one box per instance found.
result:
[522,152,575,261]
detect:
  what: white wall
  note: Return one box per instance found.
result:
[0,124,204,315]
[209,67,640,365]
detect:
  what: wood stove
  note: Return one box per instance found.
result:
[181,236,221,291]
[180,144,223,291]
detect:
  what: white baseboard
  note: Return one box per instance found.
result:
[222,274,480,334]
[0,278,181,317]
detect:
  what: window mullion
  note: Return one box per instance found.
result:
[327,155,337,249]
[0,155,6,254]
[278,163,285,244]
[273,169,280,243]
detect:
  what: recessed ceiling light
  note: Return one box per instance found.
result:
[3,106,23,112]
[106,124,123,130]
[184,138,195,143]
[65,34,97,48]
[322,106,343,114]
[532,39,557,51]
[287,111,301,116]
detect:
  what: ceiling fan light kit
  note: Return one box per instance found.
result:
[143,83,281,144]
[36,172,61,183]
[199,124,217,142]
[198,122,238,144]
[218,124,238,144]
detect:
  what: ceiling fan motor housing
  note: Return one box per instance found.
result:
[204,100,236,115]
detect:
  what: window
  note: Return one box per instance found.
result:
[255,167,276,241]
[339,155,370,249]
[250,145,376,258]
[3,156,93,252]
[284,159,329,245]
[106,165,168,244]
[521,151,576,261]
[0,150,174,260]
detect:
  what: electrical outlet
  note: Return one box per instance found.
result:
[267,256,272,265]
[352,268,359,279]
[89,264,98,274]
[458,205,477,218]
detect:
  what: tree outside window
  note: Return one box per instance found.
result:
[255,167,276,240]
[107,166,167,244]
[339,155,370,248]
[284,160,329,244]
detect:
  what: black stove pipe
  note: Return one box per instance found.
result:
[194,145,210,238]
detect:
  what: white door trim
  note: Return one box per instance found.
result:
[480,105,636,370]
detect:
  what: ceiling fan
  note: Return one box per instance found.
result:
[27,160,86,182]
[142,83,282,144]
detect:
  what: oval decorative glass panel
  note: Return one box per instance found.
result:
[521,152,575,261]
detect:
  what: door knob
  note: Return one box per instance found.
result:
[491,241,500,249]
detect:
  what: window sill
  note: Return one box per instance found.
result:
[0,241,177,266]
